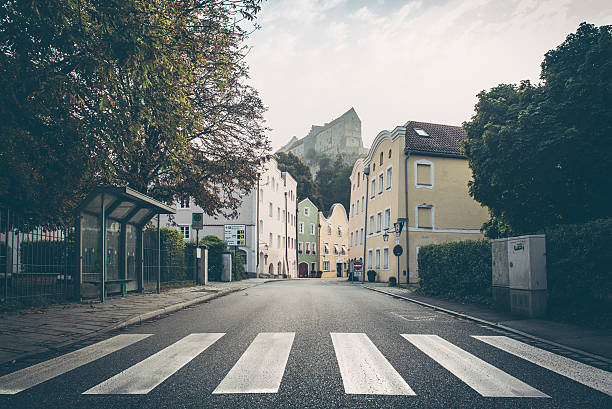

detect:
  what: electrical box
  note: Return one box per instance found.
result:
[508,235,546,290]
[491,238,510,312]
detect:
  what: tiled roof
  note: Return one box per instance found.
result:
[404,121,466,156]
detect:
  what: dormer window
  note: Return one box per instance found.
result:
[414,128,429,137]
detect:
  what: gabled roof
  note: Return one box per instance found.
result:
[404,121,466,157]
[298,197,318,212]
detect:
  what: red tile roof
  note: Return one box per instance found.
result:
[404,121,466,157]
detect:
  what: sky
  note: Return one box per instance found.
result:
[243,0,611,150]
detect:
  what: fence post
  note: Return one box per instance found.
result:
[137,228,143,293]
[4,208,9,303]
[75,214,82,301]
[100,194,106,303]
[156,214,160,294]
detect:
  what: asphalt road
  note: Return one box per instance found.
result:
[1,279,611,408]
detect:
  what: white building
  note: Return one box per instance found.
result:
[165,158,298,278]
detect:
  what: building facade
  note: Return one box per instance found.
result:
[347,121,489,283]
[277,108,368,173]
[318,204,349,278]
[297,198,319,277]
[165,158,298,278]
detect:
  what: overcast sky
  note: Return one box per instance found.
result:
[243,0,611,150]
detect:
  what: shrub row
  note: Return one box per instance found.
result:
[417,240,492,303]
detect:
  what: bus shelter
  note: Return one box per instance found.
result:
[76,187,175,302]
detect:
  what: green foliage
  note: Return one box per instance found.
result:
[0,0,268,224]
[463,23,612,237]
[367,270,377,283]
[275,152,318,203]
[417,240,492,303]
[159,228,188,282]
[199,235,226,281]
[544,218,612,328]
[315,154,352,211]
[232,251,248,281]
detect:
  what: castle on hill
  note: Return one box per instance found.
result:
[277,107,368,173]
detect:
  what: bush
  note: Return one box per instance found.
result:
[200,235,226,281]
[159,228,187,282]
[418,240,492,303]
[544,218,612,328]
[367,270,377,282]
[232,250,247,281]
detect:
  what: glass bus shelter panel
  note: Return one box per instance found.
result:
[81,213,101,299]
[109,201,137,220]
[126,224,138,292]
[105,220,121,294]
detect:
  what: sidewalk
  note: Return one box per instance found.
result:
[364,283,612,362]
[0,279,271,365]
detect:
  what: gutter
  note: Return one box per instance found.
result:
[404,152,410,284]
[404,148,465,159]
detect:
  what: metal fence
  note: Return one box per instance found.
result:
[0,209,75,303]
[1,208,196,303]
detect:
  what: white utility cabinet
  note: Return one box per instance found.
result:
[508,235,546,290]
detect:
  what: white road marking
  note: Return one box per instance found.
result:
[402,334,549,398]
[474,335,612,396]
[213,332,295,394]
[331,333,415,395]
[83,333,225,394]
[0,334,151,394]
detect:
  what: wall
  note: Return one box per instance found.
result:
[297,198,319,274]
[318,204,349,278]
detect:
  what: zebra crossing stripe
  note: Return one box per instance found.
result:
[213,332,295,394]
[474,335,612,396]
[83,333,225,394]
[331,333,415,395]
[402,334,549,398]
[0,334,151,394]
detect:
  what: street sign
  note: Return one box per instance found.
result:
[354,260,363,271]
[224,224,246,246]
[393,244,403,257]
[192,213,203,230]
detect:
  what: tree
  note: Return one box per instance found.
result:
[463,23,612,237]
[315,154,352,212]
[0,0,268,224]
[274,152,318,202]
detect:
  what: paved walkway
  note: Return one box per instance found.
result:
[363,283,612,361]
[0,279,271,365]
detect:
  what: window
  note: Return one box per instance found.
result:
[383,247,389,269]
[350,232,354,247]
[304,207,310,216]
[370,179,376,198]
[368,249,373,269]
[324,243,329,254]
[361,196,364,211]
[269,233,273,246]
[305,242,310,252]
[277,235,281,248]
[388,149,392,158]
[416,160,433,187]
[269,203,273,217]
[356,200,360,214]
[376,211,382,233]
[360,228,364,245]
[414,128,429,137]
[380,152,383,165]
[351,204,354,216]
[357,172,360,187]
[179,225,190,239]
[298,242,303,252]
[299,222,304,234]
[386,167,392,189]
[369,215,374,234]
[179,198,190,209]
[327,225,332,235]
[312,243,316,253]
[375,249,381,269]
[378,173,383,194]
[323,261,330,271]
[384,208,391,230]
[277,207,281,220]
[311,262,316,271]
[334,244,339,255]
[310,224,315,235]
[337,226,342,236]
[417,205,433,229]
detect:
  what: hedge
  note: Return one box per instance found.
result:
[417,240,492,303]
[159,228,189,282]
[543,218,612,327]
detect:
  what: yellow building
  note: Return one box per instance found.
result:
[318,204,349,278]
[347,121,489,283]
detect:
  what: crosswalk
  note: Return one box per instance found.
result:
[0,332,610,398]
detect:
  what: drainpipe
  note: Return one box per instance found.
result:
[284,191,289,278]
[362,165,370,282]
[295,195,298,277]
[404,152,410,285]
[256,174,260,278]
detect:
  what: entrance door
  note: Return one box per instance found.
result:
[298,262,308,278]
[336,263,342,277]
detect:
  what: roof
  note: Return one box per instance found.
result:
[404,121,466,157]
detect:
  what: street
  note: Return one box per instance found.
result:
[1,280,610,408]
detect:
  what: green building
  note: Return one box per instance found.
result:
[297,198,319,277]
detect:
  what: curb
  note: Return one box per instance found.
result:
[1,282,265,366]
[364,286,612,366]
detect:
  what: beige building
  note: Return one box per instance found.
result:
[318,204,349,278]
[348,121,489,283]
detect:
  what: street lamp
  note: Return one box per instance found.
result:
[382,229,389,242]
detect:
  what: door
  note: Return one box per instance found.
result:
[298,262,308,278]
[336,263,342,277]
